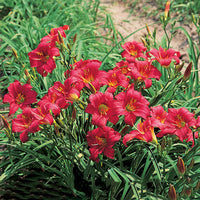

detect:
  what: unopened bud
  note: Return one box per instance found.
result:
[187,177,191,183]
[177,156,185,175]
[189,158,195,169]
[146,23,152,37]
[67,43,71,50]
[168,184,177,200]
[195,180,200,190]
[54,123,60,135]
[164,0,170,20]
[0,114,11,130]
[176,78,182,84]
[58,31,64,44]
[24,69,31,84]
[183,62,192,81]
[192,13,196,24]
[73,34,77,43]
[140,37,147,47]
[167,137,172,147]
[12,48,18,59]
[185,188,192,197]
[120,125,130,135]
[175,62,184,73]
[161,136,166,150]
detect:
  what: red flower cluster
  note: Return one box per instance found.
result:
[4,24,199,164]
[28,25,69,76]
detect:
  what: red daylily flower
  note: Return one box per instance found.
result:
[131,60,162,88]
[157,108,196,143]
[64,79,80,102]
[31,104,54,126]
[38,88,66,116]
[12,107,40,142]
[41,25,69,46]
[85,91,119,127]
[147,46,180,68]
[70,59,107,91]
[28,42,60,76]
[150,105,168,129]
[39,80,80,116]
[113,60,134,76]
[121,41,147,62]
[105,70,129,93]
[115,88,150,126]
[3,80,37,115]
[71,59,101,70]
[123,118,158,146]
[86,126,121,162]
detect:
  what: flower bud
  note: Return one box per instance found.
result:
[195,180,200,191]
[140,37,147,47]
[54,123,60,135]
[146,23,152,37]
[177,156,185,175]
[184,188,192,197]
[73,34,77,43]
[187,177,191,183]
[12,48,18,59]
[175,62,184,73]
[183,62,192,81]
[58,30,64,45]
[120,125,130,135]
[0,114,11,131]
[168,184,177,200]
[164,0,170,20]
[192,13,196,24]
[24,69,31,84]
[161,136,166,150]
[189,158,195,169]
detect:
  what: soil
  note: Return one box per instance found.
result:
[99,0,199,65]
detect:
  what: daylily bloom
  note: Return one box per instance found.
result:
[85,91,119,127]
[113,60,134,76]
[130,60,162,88]
[147,46,180,68]
[105,70,129,93]
[69,59,107,91]
[12,107,40,142]
[28,42,60,77]
[41,25,69,46]
[115,87,150,126]
[123,118,158,146]
[150,105,168,129]
[38,86,67,116]
[71,59,101,70]
[31,104,54,126]
[86,126,121,162]
[3,80,37,115]
[121,41,147,62]
[164,0,170,20]
[157,108,196,144]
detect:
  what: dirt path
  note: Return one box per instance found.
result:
[100,0,199,65]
